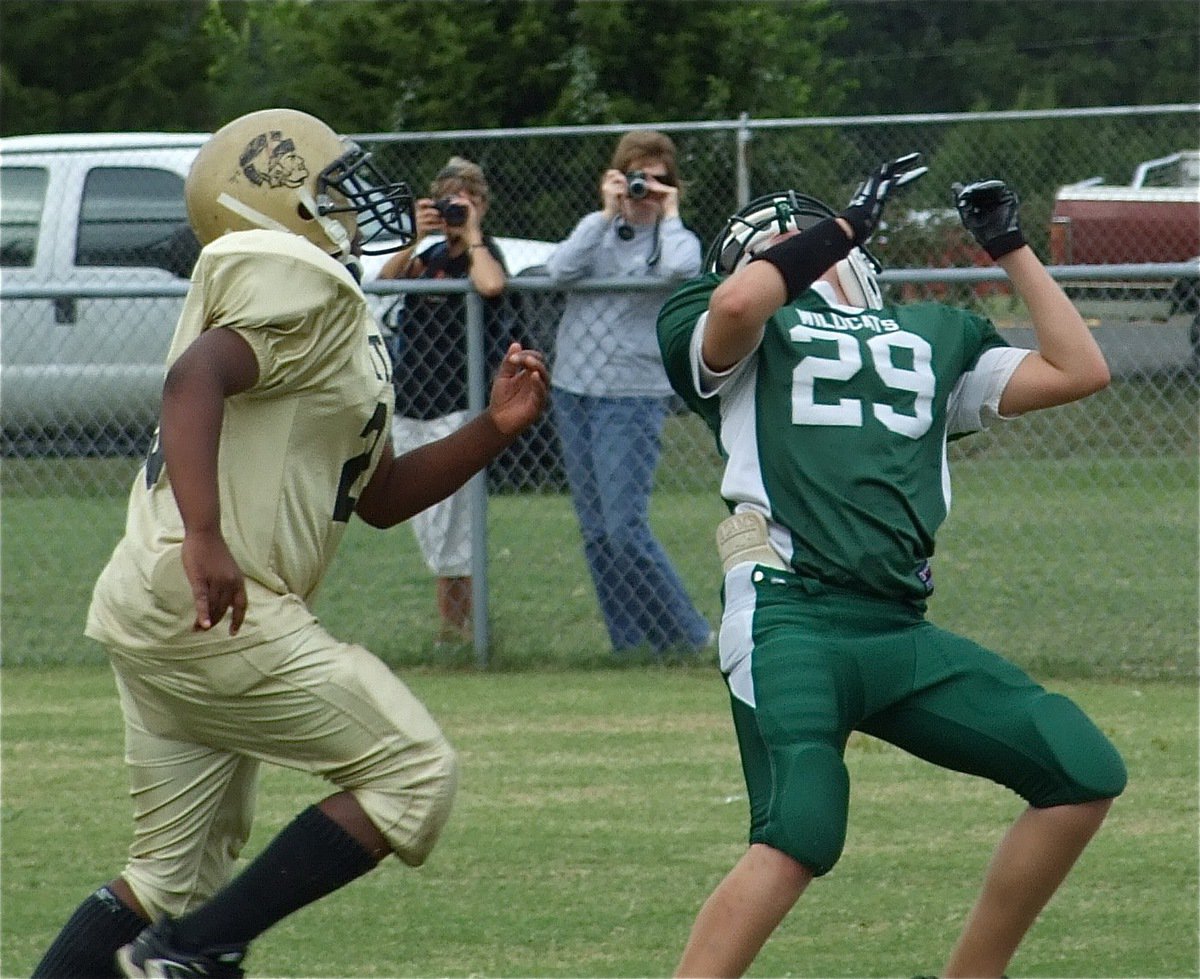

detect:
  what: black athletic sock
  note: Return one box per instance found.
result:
[171,804,381,950]
[31,885,149,978]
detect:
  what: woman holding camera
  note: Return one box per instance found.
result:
[546,130,712,656]
[375,157,510,643]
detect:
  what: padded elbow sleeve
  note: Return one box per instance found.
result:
[750,218,854,304]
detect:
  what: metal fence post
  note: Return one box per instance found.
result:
[736,111,752,208]
[464,290,491,668]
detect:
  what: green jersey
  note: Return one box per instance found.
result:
[657,274,1027,603]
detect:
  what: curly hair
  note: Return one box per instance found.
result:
[430,156,490,204]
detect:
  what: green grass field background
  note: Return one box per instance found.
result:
[2,384,1196,975]
[2,669,1196,977]
[2,456,1195,678]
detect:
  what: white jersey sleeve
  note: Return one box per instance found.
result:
[946,346,1032,436]
[691,309,757,397]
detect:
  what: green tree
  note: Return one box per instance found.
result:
[196,1,848,131]
[826,0,1199,113]
[0,0,214,135]
[194,1,574,131]
[2,0,1195,137]
[538,1,848,123]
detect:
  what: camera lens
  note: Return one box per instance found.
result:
[435,198,468,227]
[626,170,648,200]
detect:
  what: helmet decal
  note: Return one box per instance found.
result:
[237,132,309,189]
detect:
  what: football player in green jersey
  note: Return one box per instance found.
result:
[32,109,548,979]
[656,156,1126,978]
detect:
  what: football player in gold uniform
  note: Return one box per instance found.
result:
[33,108,548,979]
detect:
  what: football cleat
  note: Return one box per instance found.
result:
[116,917,247,978]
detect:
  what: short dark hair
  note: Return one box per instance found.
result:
[608,130,682,195]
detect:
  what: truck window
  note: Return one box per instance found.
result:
[0,166,48,267]
[76,166,199,277]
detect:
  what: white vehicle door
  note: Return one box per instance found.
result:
[67,160,197,438]
[1,159,60,439]
[2,150,197,447]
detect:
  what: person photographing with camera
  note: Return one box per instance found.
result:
[375,157,510,643]
[546,129,712,656]
[608,163,671,242]
[379,178,505,293]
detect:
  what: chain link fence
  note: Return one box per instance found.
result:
[3,106,1197,672]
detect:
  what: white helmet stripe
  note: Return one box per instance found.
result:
[215,189,351,259]
[216,192,294,234]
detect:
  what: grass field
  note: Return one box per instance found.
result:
[1,455,1196,678]
[2,388,1196,975]
[2,668,1195,978]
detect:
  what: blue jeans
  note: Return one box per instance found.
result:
[551,389,711,653]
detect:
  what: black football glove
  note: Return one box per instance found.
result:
[952,179,1026,260]
[840,152,929,245]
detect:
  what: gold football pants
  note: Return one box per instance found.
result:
[107,621,458,919]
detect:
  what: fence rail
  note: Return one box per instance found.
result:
[4,262,1199,301]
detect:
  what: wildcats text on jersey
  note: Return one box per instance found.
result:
[791,307,901,334]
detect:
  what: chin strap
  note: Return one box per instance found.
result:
[835,248,883,309]
[300,188,352,259]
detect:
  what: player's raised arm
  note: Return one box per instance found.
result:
[355,343,548,528]
[953,179,1111,415]
[703,153,927,371]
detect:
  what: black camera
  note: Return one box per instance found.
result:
[433,197,468,227]
[624,170,652,200]
[625,170,649,200]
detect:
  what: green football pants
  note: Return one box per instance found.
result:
[719,563,1127,876]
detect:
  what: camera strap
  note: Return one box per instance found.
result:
[614,216,661,267]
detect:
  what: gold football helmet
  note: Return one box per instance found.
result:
[185,108,414,259]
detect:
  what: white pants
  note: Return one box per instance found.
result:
[391,410,474,578]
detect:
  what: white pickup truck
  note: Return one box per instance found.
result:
[0,133,552,453]
[1,133,206,449]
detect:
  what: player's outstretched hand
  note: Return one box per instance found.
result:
[181,528,247,635]
[953,179,1026,260]
[841,152,928,245]
[487,342,549,437]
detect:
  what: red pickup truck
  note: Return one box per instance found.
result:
[1049,150,1199,325]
